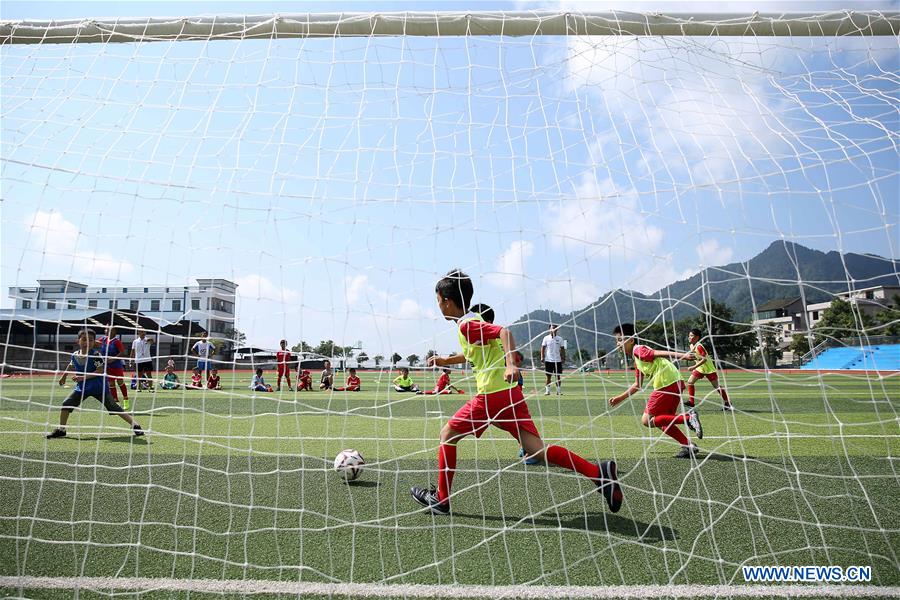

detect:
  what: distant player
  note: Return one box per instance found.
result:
[188,367,203,389]
[686,328,732,411]
[97,326,129,410]
[130,329,155,392]
[207,368,222,390]
[161,366,180,390]
[276,340,293,391]
[410,269,621,515]
[250,368,273,392]
[541,325,566,395]
[191,332,214,382]
[297,369,313,391]
[319,360,334,390]
[393,367,420,393]
[608,323,703,458]
[334,368,361,391]
[47,329,144,439]
[421,367,463,395]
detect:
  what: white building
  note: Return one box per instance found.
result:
[7,278,238,344]
[806,285,900,328]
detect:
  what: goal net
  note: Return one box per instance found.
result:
[1,11,898,599]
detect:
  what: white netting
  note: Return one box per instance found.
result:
[1,11,898,598]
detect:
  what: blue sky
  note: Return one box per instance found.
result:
[2,1,898,357]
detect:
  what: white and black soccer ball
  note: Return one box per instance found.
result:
[333,449,365,482]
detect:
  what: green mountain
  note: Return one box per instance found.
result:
[509,241,900,354]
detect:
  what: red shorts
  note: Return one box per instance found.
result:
[690,370,718,382]
[646,381,684,417]
[277,365,290,376]
[448,386,540,440]
[106,367,125,379]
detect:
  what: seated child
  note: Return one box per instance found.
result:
[421,367,463,395]
[334,368,361,391]
[161,366,180,390]
[166,358,176,370]
[297,369,313,391]
[319,360,334,390]
[188,367,203,389]
[249,368,273,392]
[393,367,420,393]
[207,368,221,390]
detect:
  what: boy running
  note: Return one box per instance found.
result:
[608,323,703,458]
[686,328,732,411]
[410,270,621,515]
[276,340,293,391]
[47,329,144,439]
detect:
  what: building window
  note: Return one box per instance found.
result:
[123,288,128,293]
[108,300,115,309]
[812,311,819,320]
[130,300,139,311]
[865,291,875,299]
[150,300,160,311]
[144,287,149,293]
[101,287,107,293]
[191,299,200,310]
[22,300,31,309]
[67,300,76,309]
[172,300,182,312]
[88,300,97,308]
[47,301,56,309]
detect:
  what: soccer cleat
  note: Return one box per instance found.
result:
[518,447,542,466]
[686,410,703,439]
[410,487,450,515]
[544,387,551,396]
[723,403,733,412]
[46,428,66,439]
[133,424,145,437]
[674,445,699,459]
[595,460,623,513]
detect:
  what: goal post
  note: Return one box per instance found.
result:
[2,10,898,44]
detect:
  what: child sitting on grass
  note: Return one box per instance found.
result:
[334,368,362,391]
[162,366,180,390]
[297,369,312,391]
[207,368,222,390]
[393,367,420,393]
[250,368,273,392]
[188,367,203,389]
[420,367,463,395]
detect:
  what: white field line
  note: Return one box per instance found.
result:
[0,576,898,598]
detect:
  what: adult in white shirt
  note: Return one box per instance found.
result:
[130,329,155,392]
[541,325,567,395]
[191,332,215,380]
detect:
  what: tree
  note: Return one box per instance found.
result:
[356,352,369,366]
[373,355,384,367]
[871,294,900,337]
[531,349,542,366]
[291,341,312,353]
[789,333,811,358]
[223,328,246,346]
[341,346,355,358]
[390,353,402,365]
[425,349,437,362]
[577,348,591,364]
[314,340,338,357]
[757,328,783,368]
[406,354,420,367]
[813,298,874,344]
[695,299,757,366]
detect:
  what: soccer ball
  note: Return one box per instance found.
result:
[333,449,365,482]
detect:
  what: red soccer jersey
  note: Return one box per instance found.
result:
[435,372,450,391]
[347,375,361,387]
[207,375,220,389]
[459,319,503,344]
[276,351,292,365]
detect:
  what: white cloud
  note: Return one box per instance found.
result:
[696,239,734,266]
[540,278,600,312]
[25,210,134,279]
[345,274,369,305]
[492,240,534,290]
[233,274,300,303]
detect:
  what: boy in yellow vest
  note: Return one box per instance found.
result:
[411,269,622,515]
[686,328,732,411]
[608,323,703,458]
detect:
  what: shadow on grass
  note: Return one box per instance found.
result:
[70,435,149,444]
[700,452,755,462]
[347,480,379,488]
[453,510,677,541]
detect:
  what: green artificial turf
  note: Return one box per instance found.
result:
[1,370,898,598]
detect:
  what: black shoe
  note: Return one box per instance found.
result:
[596,461,623,513]
[723,403,733,412]
[410,487,450,515]
[46,428,66,439]
[133,425,145,437]
[686,411,703,440]
[674,445,699,459]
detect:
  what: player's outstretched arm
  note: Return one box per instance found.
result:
[498,327,519,383]
[608,383,639,407]
[58,363,72,386]
[428,354,466,367]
